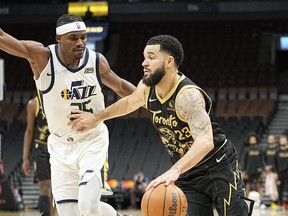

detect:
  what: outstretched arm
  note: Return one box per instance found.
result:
[68,81,146,131]
[0,28,50,79]
[22,98,36,176]
[146,88,214,189]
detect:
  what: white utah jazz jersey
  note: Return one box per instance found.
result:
[35,44,107,143]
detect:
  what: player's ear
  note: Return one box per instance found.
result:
[55,35,61,43]
[166,56,174,67]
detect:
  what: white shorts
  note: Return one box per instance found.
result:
[47,125,112,204]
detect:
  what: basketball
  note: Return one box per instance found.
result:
[141,183,188,216]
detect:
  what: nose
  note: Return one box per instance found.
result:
[76,38,84,46]
[142,59,148,67]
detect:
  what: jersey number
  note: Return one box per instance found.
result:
[174,127,192,140]
[70,99,93,113]
[70,99,93,120]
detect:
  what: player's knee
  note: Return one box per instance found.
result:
[79,200,101,216]
[38,180,52,196]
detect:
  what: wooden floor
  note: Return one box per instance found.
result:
[0,207,288,216]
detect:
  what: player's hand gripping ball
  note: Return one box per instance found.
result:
[141,183,188,216]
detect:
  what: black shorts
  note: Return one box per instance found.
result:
[176,140,250,216]
[33,142,51,183]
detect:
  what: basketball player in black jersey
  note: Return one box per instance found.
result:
[69,35,253,216]
[22,97,57,216]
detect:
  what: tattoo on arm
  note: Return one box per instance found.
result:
[176,88,210,139]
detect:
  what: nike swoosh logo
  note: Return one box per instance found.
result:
[149,98,157,102]
[216,153,226,163]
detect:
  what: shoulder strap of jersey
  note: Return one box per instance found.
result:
[145,86,151,108]
[35,96,40,117]
[95,52,103,88]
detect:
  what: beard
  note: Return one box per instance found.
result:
[74,50,85,60]
[142,65,165,86]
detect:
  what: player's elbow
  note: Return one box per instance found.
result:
[26,128,34,136]
[203,136,214,152]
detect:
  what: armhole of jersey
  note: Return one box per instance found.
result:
[200,88,213,115]
[175,85,212,122]
[95,52,103,88]
[145,86,151,109]
[35,97,39,117]
[36,88,46,117]
[41,46,55,94]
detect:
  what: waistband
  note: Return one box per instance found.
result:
[195,139,228,167]
[49,123,107,144]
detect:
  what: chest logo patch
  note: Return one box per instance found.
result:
[84,67,94,74]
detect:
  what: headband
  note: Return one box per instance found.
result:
[56,21,86,35]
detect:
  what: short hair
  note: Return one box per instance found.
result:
[246,132,260,144]
[146,35,184,68]
[56,14,83,28]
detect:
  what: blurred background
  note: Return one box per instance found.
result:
[0,0,288,213]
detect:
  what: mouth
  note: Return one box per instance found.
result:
[73,50,84,57]
[74,47,85,52]
[143,68,150,75]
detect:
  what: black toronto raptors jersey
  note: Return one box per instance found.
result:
[264,145,277,167]
[34,97,50,145]
[275,148,288,173]
[145,73,226,166]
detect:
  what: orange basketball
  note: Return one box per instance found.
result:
[141,183,188,216]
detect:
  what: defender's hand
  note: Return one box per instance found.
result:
[67,109,100,132]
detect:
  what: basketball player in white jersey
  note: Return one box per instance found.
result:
[0,14,135,216]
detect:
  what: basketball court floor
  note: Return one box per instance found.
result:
[0,207,288,216]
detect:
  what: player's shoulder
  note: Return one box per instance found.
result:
[96,51,105,60]
[137,80,148,95]
[96,51,110,69]
[177,86,203,101]
[27,97,37,111]
[28,97,37,105]
[26,40,48,53]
